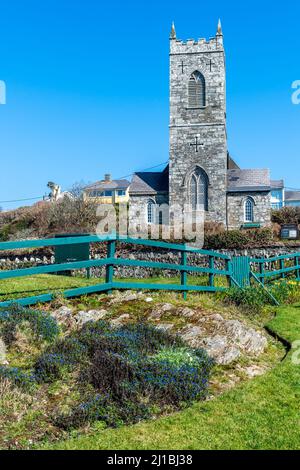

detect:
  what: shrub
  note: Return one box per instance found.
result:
[54,321,214,430]
[55,393,152,430]
[224,280,300,308]
[272,207,300,225]
[0,366,35,390]
[0,304,60,346]
[34,338,88,383]
[223,286,270,309]
[205,228,274,250]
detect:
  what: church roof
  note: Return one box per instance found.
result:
[130,167,169,195]
[271,179,284,189]
[227,169,271,192]
[85,179,130,191]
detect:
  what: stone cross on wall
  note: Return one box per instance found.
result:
[190,136,204,153]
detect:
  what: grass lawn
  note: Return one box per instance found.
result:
[1,274,299,450]
[0,273,226,304]
[0,274,103,302]
[44,303,300,450]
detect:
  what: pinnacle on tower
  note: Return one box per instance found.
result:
[217,18,223,35]
[170,21,176,40]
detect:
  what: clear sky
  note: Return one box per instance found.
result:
[0,0,299,210]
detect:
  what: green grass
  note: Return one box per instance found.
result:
[0,274,103,301]
[43,304,300,450]
[0,273,226,304]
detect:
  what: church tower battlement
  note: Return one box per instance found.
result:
[169,21,227,225]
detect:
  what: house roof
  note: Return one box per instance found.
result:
[227,169,271,192]
[271,179,284,189]
[85,179,130,191]
[285,190,300,202]
[130,166,169,195]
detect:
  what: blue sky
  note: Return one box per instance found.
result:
[0,0,299,210]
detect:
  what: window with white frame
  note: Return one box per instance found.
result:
[147,200,155,224]
[244,198,254,223]
[189,168,208,211]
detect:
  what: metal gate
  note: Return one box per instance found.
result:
[231,256,250,287]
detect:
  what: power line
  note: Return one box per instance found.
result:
[117,161,169,180]
[0,161,169,205]
[0,196,44,204]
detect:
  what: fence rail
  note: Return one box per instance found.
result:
[0,235,233,308]
[1,235,299,309]
[250,252,300,284]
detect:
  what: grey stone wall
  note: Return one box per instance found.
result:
[1,244,299,279]
[227,192,271,229]
[169,33,227,225]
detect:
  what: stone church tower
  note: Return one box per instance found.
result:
[169,21,227,225]
[129,22,272,231]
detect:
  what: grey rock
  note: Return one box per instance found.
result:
[176,307,196,318]
[148,303,174,320]
[155,323,175,332]
[199,336,240,365]
[180,326,205,347]
[109,291,144,305]
[223,320,267,355]
[241,365,268,378]
[75,309,108,325]
[52,306,76,329]
[0,338,8,365]
[111,314,130,327]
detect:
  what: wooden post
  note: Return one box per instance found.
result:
[295,256,300,280]
[280,259,285,280]
[259,262,265,286]
[226,259,232,288]
[181,250,188,300]
[209,256,215,288]
[106,240,116,294]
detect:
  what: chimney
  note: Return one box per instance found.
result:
[104,174,112,182]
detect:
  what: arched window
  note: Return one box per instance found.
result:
[189,168,208,211]
[188,71,206,108]
[244,198,254,223]
[147,200,155,224]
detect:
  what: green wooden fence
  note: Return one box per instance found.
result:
[0,235,299,309]
[0,235,236,308]
[250,252,300,284]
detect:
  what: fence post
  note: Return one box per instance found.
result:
[280,259,285,280]
[295,256,300,280]
[181,249,188,300]
[259,262,265,286]
[106,240,116,295]
[226,259,232,288]
[209,256,215,288]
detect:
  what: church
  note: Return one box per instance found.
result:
[129,21,272,230]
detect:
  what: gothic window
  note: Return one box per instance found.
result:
[189,168,208,211]
[147,200,155,224]
[244,198,254,223]
[188,71,206,108]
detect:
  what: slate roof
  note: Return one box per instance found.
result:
[271,179,284,189]
[85,179,130,191]
[285,191,300,202]
[130,166,169,195]
[227,169,271,192]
